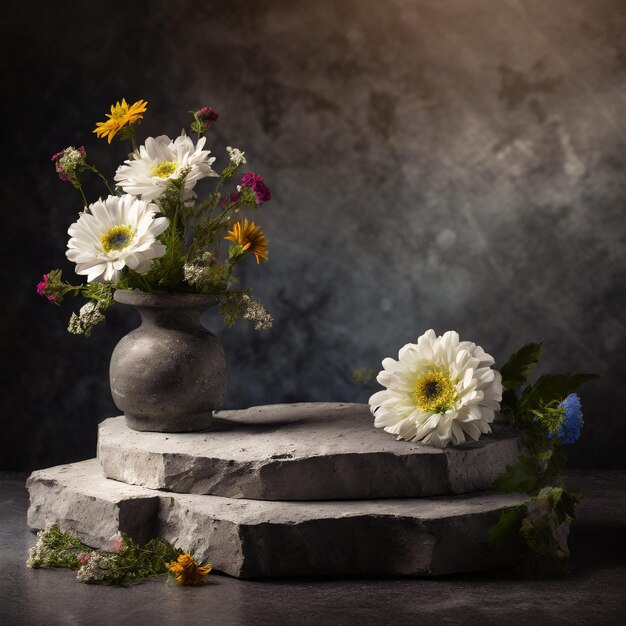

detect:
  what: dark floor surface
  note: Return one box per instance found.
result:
[1,470,625,626]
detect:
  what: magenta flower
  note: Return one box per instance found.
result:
[220,191,241,209]
[52,160,70,182]
[240,172,271,205]
[77,551,93,565]
[51,146,86,183]
[36,274,57,302]
[196,107,218,128]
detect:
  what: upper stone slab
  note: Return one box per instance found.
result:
[98,402,522,500]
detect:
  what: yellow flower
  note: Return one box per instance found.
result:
[225,218,269,264]
[168,552,212,585]
[93,98,148,144]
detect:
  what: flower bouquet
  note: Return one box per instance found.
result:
[39,98,273,336]
[38,99,274,431]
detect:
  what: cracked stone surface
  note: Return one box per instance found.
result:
[98,403,523,500]
[27,459,527,578]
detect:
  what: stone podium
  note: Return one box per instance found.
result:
[27,403,527,578]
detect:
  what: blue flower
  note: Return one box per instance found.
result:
[550,393,584,445]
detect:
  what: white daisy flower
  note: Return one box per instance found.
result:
[114,131,217,201]
[369,330,503,448]
[66,194,170,283]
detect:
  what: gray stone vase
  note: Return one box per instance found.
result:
[109,290,228,432]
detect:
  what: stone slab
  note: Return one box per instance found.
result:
[27,459,527,578]
[98,403,523,500]
[26,463,159,548]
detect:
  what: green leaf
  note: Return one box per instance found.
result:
[539,487,581,524]
[488,505,526,550]
[499,342,543,390]
[352,369,378,385]
[492,454,540,493]
[545,448,567,483]
[521,373,600,407]
[500,388,519,416]
[516,487,582,571]
[557,490,581,523]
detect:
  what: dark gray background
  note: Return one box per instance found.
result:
[1,0,624,471]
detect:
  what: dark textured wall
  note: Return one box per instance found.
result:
[1,0,625,470]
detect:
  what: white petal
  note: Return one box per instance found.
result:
[65,194,168,282]
[371,328,500,448]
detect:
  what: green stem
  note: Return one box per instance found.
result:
[140,274,152,293]
[76,183,88,208]
[214,175,228,198]
[172,205,181,239]
[202,192,222,225]
[212,204,237,231]
[86,164,115,195]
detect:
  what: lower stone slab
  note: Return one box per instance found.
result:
[27,460,527,578]
[98,403,523,500]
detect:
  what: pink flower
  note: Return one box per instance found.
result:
[196,107,218,127]
[77,551,93,565]
[36,274,57,302]
[240,172,271,205]
[109,533,124,553]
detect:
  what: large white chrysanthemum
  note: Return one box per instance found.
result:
[66,194,170,282]
[369,330,502,448]
[114,131,217,201]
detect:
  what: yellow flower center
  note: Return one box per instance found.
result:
[414,370,457,413]
[150,160,178,178]
[110,104,129,120]
[100,225,135,252]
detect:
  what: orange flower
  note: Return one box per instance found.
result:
[168,552,212,585]
[93,98,148,143]
[225,218,269,264]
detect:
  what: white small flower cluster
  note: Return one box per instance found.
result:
[68,302,106,336]
[59,147,86,170]
[183,263,205,287]
[241,294,273,330]
[76,552,117,583]
[26,528,54,569]
[226,146,247,166]
[183,252,218,289]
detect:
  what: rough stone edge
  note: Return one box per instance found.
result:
[156,494,246,577]
[98,419,523,500]
[445,433,525,494]
[236,516,438,578]
[27,460,527,578]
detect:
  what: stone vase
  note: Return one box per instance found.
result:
[109,290,228,432]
